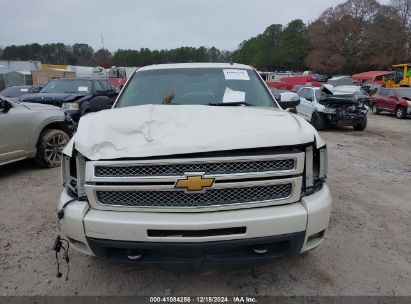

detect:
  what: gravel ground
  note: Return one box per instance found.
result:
[0,113,410,296]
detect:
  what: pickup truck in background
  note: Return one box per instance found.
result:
[58,63,332,271]
[20,77,118,122]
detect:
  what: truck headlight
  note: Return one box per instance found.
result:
[304,145,327,195]
[62,103,80,110]
[61,152,86,197]
[317,146,328,180]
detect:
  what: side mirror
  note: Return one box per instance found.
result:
[114,86,121,94]
[88,96,114,112]
[277,92,300,110]
[0,99,13,113]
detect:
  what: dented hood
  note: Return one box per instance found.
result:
[20,92,88,106]
[64,105,324,160]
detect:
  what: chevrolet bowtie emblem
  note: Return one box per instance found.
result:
[175,175,215,192]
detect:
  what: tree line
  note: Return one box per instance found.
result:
[0,43,231,68]
[1,0,410,74]
[112,47,232,66]
[0,43,113,68]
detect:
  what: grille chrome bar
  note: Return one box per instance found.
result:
[85,177,302,213]
[85,153,305,183]
[95,159,295,177]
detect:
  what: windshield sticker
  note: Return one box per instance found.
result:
[223,69,250,81]
[78,86,89,92]
[20,88,29,92]
[222,87,246,103]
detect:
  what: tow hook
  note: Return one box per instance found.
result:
[253,245,268,254]
[127,249,143,260]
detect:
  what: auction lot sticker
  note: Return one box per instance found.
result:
[223,69,250,80]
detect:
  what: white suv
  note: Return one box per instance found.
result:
[0,97,74,167]
[58,63,332,271]
[296,86,368,131]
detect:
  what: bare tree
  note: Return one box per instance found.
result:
[306,0,408,73]
[391,0,411,61]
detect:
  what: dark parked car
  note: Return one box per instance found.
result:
[20,78,118,121]
[0,85,44,101]
[371,88,411,119]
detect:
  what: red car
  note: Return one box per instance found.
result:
[371,88,411,119]
[266,75,321,91]
[279,75,321,91]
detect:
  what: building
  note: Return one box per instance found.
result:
[0,67,31,91]
[0,60,41,72]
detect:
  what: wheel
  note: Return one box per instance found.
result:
[372,104,379,115]
[396,106,406,119]
[311,111,327,131]
[354,116,367,131]
[35,129,70,168]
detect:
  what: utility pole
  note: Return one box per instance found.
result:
[101,34,107,73]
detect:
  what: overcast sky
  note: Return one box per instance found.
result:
[1,0,391,51]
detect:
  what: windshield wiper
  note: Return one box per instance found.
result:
[209,102,252,107]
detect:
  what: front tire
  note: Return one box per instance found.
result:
[35,129,70,168]
[354,116,367,131]
[311,111,327,131]
[372,104,379,115]
[396,106,406,119]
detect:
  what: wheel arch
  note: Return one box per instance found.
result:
[33,119,69,149]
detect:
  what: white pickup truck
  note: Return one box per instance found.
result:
[59,63,332,270]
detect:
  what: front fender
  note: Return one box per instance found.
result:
[30,111,66,148]
[315,103,327,112]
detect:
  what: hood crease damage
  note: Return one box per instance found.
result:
[63,105,325,160]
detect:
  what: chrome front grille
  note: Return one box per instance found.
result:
[95,159,295,177]
[96,183,292,208]
[84,152,305,212]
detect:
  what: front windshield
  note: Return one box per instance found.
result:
[41,79,92,94]
[391,67,404,83]
[397,89,411,100]
[116,68,276,108]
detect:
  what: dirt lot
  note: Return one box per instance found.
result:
[0,113,410,296]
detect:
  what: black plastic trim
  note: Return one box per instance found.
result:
[86,232,305,271]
